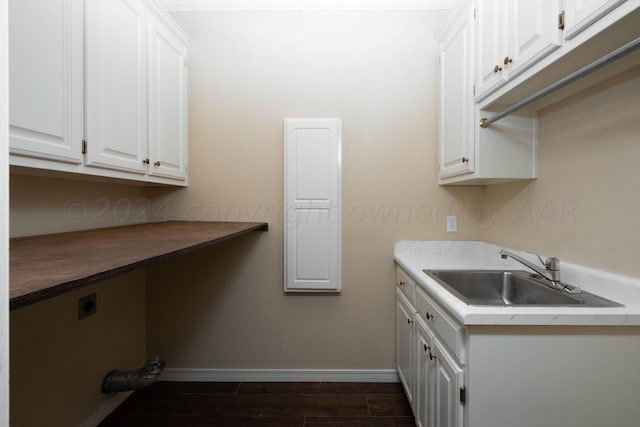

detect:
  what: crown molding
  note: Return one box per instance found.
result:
[157,0,457,11]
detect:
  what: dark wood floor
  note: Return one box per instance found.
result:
[99,381,415,426]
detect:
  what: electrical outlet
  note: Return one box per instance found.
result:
[78,293,97,320]
[446,215,457,232]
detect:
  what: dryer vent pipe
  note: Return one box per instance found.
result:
[101,356,166,394]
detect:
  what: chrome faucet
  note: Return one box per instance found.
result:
[499,249,580,293]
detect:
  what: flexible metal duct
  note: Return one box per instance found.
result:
[101,356,165,394]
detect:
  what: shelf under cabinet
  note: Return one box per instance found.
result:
[9,221,268,310]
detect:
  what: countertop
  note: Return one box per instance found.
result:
[394,241,640,326]
[10,221,268,309]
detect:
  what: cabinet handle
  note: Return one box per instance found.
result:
[142,158,150,165]
[462,157,468,164]
[407,318,413,325]
[504,56,512,65]
[425,312,434,320]
[154,161,161,167]
[399,281,405,287]
[423,344,431,352]
[429,351,436,361]
[493,65,502,73]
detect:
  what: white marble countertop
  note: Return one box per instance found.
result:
[394,241,640,326]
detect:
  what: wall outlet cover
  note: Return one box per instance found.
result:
[446,215,457,232]
[78,293,97,320]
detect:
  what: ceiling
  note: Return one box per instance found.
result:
[157,0,457,11]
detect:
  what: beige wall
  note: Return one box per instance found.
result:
[482,66,640,279]
[9,174,157,237]
[10,270,146,427]
[145,10,485,369]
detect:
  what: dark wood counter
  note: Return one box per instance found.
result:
[10,221,268,309]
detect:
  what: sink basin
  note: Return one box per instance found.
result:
[423,270,623,307]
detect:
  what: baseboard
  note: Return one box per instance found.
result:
[79,391,133,427]
[160,368,399,383]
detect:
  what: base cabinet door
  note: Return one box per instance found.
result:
[433,340,464,427]
[396,291,415,406]
[416,319,436,427]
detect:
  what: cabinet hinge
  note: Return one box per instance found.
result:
[82,140,87,154]
[473,8,476,20]
[473,84,475,96]
[558,11,565,30]
[460,386,466,405]
[184,59,187,67]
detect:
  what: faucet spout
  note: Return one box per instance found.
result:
[499,249,555,282]
[498,249,584,295]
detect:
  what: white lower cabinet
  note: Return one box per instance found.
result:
[396,265,640,427]
[432,339,464,427]
[415,318,434,427]
[397,267,465,427]
[396,289,415,406]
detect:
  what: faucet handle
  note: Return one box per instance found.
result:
[545,257,560,271]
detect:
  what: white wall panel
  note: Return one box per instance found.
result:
[285,118,341,292]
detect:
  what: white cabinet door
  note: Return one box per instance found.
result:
[148,20,188,180]
[564,0,627,39]
[416,319,435,427]
[284,119,341,292]
[84,0,149,174]
[507,0,562,78]
[476,0,562,97]
[475,0,506,97]
[439,4,475,179]
[9,0,83,164]
[433,340,464,427]
[396,291,415,406]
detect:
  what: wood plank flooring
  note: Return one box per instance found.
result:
[99,382,415,426]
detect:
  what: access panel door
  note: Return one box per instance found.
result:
[284,119,341,292]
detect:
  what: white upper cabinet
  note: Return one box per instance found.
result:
[475,0,506,98]
[9,0,190,186]
[475,0,562,100]
[9,0,83,164]
[439,1,537,185]
[84,0,149,175]
[439,2,475,179]
[507,0,563,78]
[148,19,188,180]
[563,0,627,39]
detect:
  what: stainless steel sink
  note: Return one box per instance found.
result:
[423,270,623,307]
